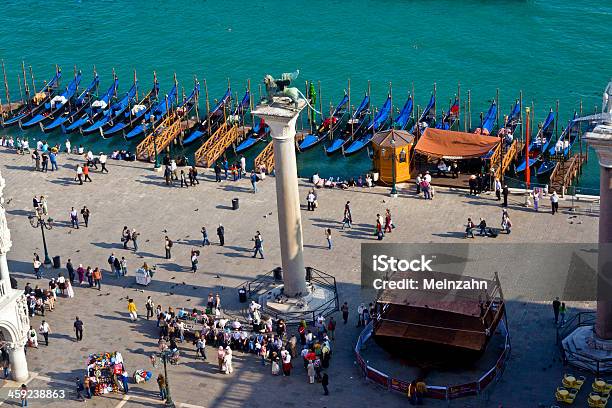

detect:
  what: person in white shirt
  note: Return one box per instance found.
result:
[240,155,246,176]
[39,320,51,346]
[28,326,38,348]
[306,191,316,211]
[99,152,109,173]
[22,139,30,153]
[36,140,43,151]
[550,191,559,215]
[424,171,432,183]
[65,139,71,154]
[77,145,84,154]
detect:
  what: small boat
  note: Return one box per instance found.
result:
[343,94,392,155]
[393,96,413,130]
[298,92,349,151]
[435,98,459,130]
[477,101,497,134]
[3,69,62,127]
[21,71,82,129]
[536,113,579,175]
[409,93,436,135]
[62,76,119,134]
[515,108,555,173]
[234,117,270,153]
[81,80,138,135]
[102,76,160,138]
[325,93,370,155]
[125,83,178,140]
[41,74,100,133]
[181,88,231,145]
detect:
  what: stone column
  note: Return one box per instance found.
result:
[8,345,28,382]
[253,100,308,297]
[585,123,612,339]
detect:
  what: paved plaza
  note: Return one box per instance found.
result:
[0,148,601,407]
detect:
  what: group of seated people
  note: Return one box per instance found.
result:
[312,172,374,189]
[110,150,136,161]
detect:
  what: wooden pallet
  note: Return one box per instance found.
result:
[194,123,241,167]
[135,113,183,162]
[254,140,275,174]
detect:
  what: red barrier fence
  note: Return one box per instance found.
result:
[354,320,511,401]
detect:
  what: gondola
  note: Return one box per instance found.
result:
[515,108,555,173]
[234,117,270,153]
[409,93,436,135]
[393,96,413,130]
[298,92,349,151]
[21,71,82,128]
[343,94,392,155]
[41,73,100,133]
[125,82,178,140]
[62,76,119,134]
[325,93,370,155]
[2,68,62,127]
[435,98,459,130]
[536,113,579,175]
[151,81,199,144]
[81,80,138,135]
[181,88,231,145]
[477,101,497,134]
[483,100,521,160]
[102,76,160,138]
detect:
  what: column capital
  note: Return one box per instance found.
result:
[252,98,306,141]
[586,124,612,168]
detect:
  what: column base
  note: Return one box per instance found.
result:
[245,267,339,325]
[8,345,29,382]
[561,325,612,375]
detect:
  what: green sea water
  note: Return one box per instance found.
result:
[0,0,610,194]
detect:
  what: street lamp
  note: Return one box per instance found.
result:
[156,349,175,407]
[28,209,53,267]
[390,135,398,197]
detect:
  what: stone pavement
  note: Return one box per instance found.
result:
[0,148,600,407]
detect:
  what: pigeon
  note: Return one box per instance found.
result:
[171,277,176,280]
[145,239,150,242]
[162,229,167,233]
[194,209,199,212]
[215,274,220,279]
[5,198,12,205]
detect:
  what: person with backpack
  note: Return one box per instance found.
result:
[164,236,173,259]
[465,218,475,238]
[252,232,264,259]
[191,249,199,273]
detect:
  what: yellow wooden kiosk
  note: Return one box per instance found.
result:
[371,129,415,187]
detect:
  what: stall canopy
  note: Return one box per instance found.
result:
[414,128,500,160]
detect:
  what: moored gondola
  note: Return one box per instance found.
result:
[325,92,370,155]
[62,75,119,134]
[298,92,349,151]
[343,93,392,155]
[515,108,555,173]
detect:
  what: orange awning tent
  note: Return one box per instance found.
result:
[414,128,500,160]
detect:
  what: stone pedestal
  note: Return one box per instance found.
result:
[252,98,308,297]
[8,344,28,382]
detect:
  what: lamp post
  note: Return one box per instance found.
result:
[28,209,52,267]
[158,349,175,407]
[390,135,398,197]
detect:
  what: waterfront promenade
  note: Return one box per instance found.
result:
[0,148,600,407]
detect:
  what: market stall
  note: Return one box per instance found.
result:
[86,352,126,395]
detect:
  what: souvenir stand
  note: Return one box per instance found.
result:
[86,352,126,395]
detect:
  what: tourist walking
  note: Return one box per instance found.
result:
[465,218,475,238]
[99,152,109,173]
[83,164,92,182]
[20,384,27,407]
[533,189,540,211]
[75,377,85,401]
[201,227,210,246]
[322,373,329,395]
[164,236,173,259]
[196,336,206,360]
[39,320,51,346]
[122,226,131,249]
[92,267,102,290]
[217,223,225,246]
[325,228,332,250]
[550,191,559,215]
[146,296,155,320]
[502,184,509,207]
[180,169,188,188]
[164,165,172,186]
[69,207,79,229]
[74,316,84,341]
[494,178,501,200]
[80,206,90,227]
[384,209,394,233]
[214,163,222,182]
[157,374,167,401]
[113,257,121,278]
[341,302,349,324]
[127,299,138,321]
[250,171,258,193]
[66,259,75,284]
[120,257,128,276]
[342,201,352,229]
[552,297,561,324]
[191,249,199,273]
[252,231,264,259]
[131,229,139,252]
[191,166,199,185]
[33,257,42,279]
[559,302,567,326]
[307,190,316,211]
[501,210,512,234]
[327,316,336,340]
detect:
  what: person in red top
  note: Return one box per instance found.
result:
[83,164,92,182]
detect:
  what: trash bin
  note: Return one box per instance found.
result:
[232,198,239,210]
[52,255,61,269]
[305,266,313,282]
[238,287,247,303]
[273,267,282,281]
